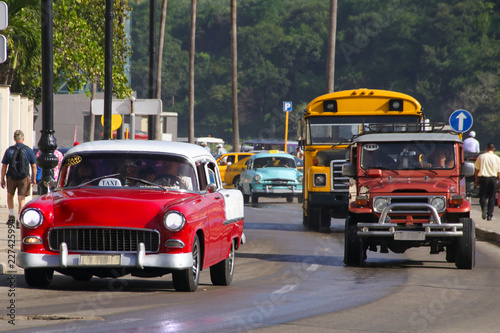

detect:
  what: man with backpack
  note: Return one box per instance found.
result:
[1,130,37,229]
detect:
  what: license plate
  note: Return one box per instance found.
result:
[79,254,121,266]
[394,231,426,241]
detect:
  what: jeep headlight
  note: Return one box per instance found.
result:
[21,208,43,228]
[430,197,446,212]
[254,174,262,182]
[164,211,185,231]
[373,197,389,212]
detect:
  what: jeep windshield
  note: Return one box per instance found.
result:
[309,115,421,144]
[361,142,455,170]
[58,152,198,191]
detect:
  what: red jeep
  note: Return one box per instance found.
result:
[342,124,476,269]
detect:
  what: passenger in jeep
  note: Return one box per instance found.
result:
[426,148,454,168]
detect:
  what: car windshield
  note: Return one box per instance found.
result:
[58,152,198,191]
[360,142,456,170]
[253,156,296,169]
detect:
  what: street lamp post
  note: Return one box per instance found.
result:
[37,0,59,194]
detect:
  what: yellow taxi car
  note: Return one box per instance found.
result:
[224,155,253,187]
[217,152,253,183]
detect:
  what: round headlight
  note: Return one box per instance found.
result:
[21,209,43,228]
[314,174,326,186]
[373,197,389,212]
[254,174,262,182]
[431,197,446,211]
[298,175,303,182]
[163,211,186,231]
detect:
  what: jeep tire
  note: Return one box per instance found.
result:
[344,215,364,266]
[455,217,475,269]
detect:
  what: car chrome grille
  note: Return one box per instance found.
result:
[48,228,160,253]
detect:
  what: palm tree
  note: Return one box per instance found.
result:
[188,0,197,143]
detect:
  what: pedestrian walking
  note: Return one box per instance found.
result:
[474,142,500,221]
[1,130,37,228]
[463,131,480,153]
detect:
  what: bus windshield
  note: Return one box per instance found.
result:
[309,115,421,144]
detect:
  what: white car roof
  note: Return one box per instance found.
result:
[66,140,216,162]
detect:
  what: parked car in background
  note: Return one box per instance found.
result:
[217,152,254,183]
[17,140,245,292]
[239,152,303,203]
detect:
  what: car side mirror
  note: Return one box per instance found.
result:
[342,162,356,177]
[461,161,475,177]
[206,183,217,193]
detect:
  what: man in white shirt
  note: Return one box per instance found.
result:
[475,143,500,220]
[463,131,480,153]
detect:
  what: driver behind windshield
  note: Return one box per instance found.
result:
[361,145,396,169]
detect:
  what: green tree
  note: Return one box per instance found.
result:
[53,0,132,98]
[0,0,41,102]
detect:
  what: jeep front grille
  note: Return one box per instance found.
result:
[48,228,160,253]
[331,159,349,192]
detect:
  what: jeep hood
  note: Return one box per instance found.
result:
[359,177,457,194]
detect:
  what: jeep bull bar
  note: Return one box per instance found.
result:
[357,203,464,239]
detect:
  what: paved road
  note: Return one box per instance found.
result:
[0,197,499,332]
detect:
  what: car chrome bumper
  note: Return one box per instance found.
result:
[357,203,464,238]
[252,186,302,194]
[17,242,193,270]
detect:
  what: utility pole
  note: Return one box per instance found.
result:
[103,0,114,140]
[148,0,157,140]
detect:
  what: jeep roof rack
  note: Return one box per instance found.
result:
[352,122,459,140]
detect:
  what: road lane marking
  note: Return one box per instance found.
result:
[273,284,297,294]
[307,264,320,271]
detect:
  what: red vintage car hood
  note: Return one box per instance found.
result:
[359,176,458,194]
[51,188,197,228]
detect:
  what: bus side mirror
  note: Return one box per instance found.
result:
[461,162,475,177]
[342,162,356,177]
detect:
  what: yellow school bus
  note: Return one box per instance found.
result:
[298,88,424,231]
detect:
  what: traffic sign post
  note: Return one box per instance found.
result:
[449,109,473,133]
[283,102,292,153]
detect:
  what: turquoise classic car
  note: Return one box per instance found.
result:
[239,152,303,203]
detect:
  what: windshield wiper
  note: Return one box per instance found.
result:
[124,176,167,191]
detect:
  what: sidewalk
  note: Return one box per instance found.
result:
[0,197,499,275]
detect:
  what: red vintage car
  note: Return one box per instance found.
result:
[17,140,245,292]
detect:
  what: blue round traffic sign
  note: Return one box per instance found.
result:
[449,109,473,133]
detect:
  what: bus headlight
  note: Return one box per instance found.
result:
[313,174,326,186]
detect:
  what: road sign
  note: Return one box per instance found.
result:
[449,109,473,133]
[0,2,7,30]
[283,101,292,112]
[0,2,8,64]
